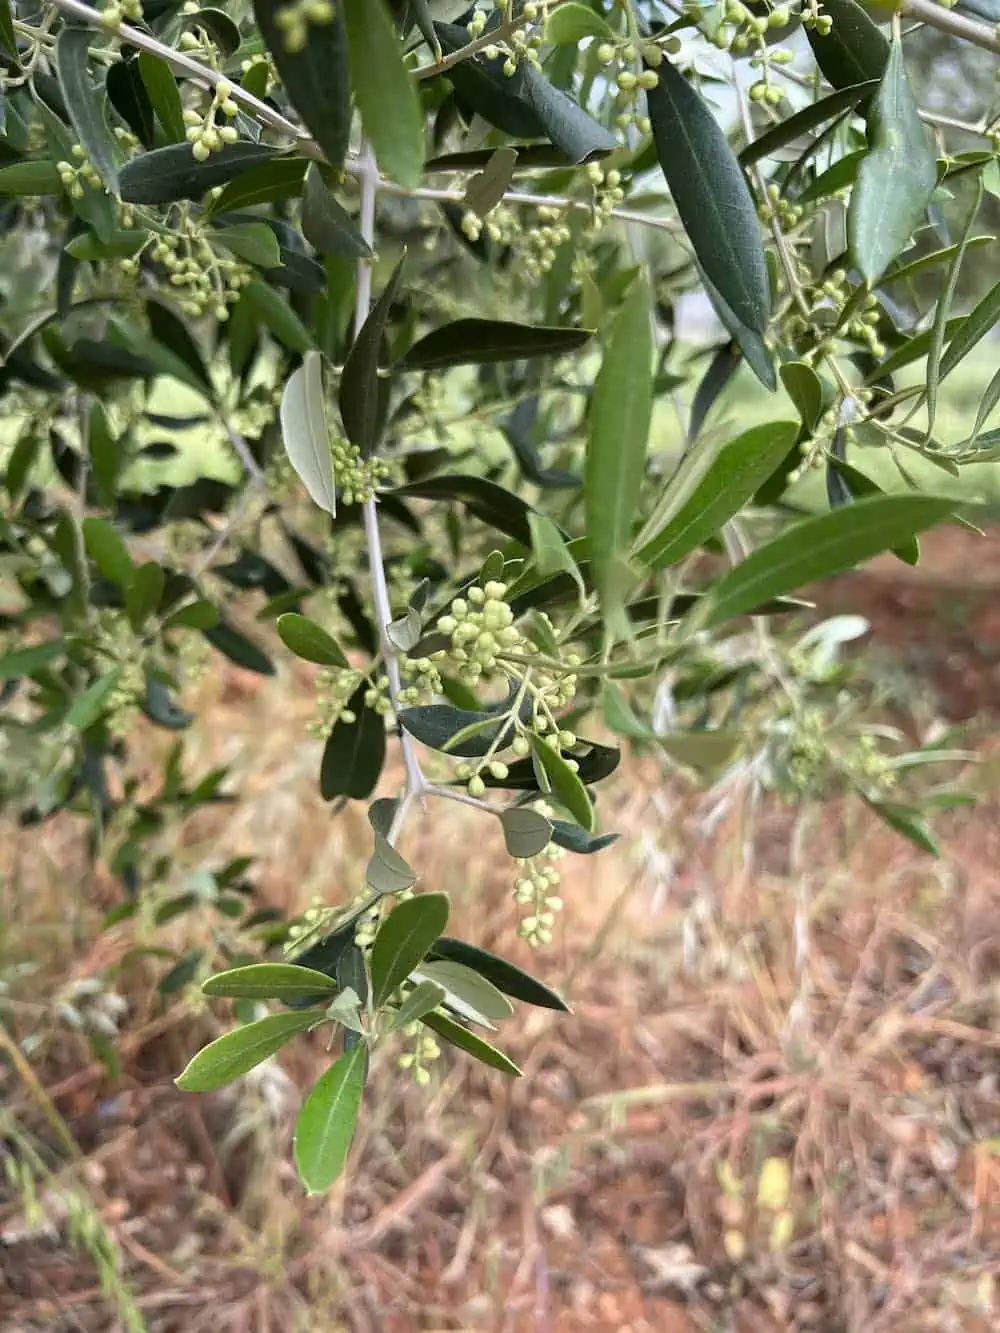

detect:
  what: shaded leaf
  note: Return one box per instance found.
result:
[126,562,165,630]
[320,684,386,800]
[646,59,769,335]
[366,832,417,895]
[530,738,595,832]
[549,820,618,856]
[120,142,282,204]
[806,0,889,90]
[245,278,314,352]
[340,256,405,457]
[390,474,537,546]
[500,807,552,858]
[106,57,156,150]
[399,319,591,370]
[138,52,185,142]
[416,960,513,1024]
[208,155,309,215]
[740,81,878,166]
[203,620,275,675]
[211,221,282,269]
[55,27,120,195]
[391,980,446,1030]
[428,937,570,1011]
[302,164,372,258]
[253,0,351,175]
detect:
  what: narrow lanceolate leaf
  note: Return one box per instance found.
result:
[294,1046,367,1192]
[280,351,335,516]
[66,667,123,730]
[585,280,653,640]
[344,0,423,189]
[0,640,64,680]
[399,320,592,371]
[530,738,595,833]
[370,892,450,1006]
[635,422,799,571]
[689,495,953,631]
[421,1010,521,1076]
[780,363,825,434]
[938,276,1000,384]
[700,268,775,392]
[302,165,372,258]
[463,147,518,218]
[320,686,386,800]
[528,511,585,600]
[806,0,889,91]
[253,0,351,175]
[120,142,281,204]
[416,961,513,1024]
[849,40,937,285]
[55,28,120,196]
[428,937,570,1012]
[202,963,340,1000]
[138,52,186,142]
[391,980,445,1030]
[276,612,349,667]
[739,82,878,167]
[176,1011,321,1092]
[340,256,405,457]
[82,516,135,589]
[646,59,769,335]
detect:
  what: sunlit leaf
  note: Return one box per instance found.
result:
[280,351,335,515]
[203,963,339,1000]
[177,1011,321,1092]
[370,892,450,1006]
[345,0,424,189]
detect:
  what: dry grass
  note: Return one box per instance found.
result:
[2,553,1000,1333]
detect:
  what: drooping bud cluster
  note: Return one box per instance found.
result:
[512,800,565,947]
[139,220,253,321]
[56,146,102,201]
[310,666,363,737]
[474,0,543,76]
[274,0,336,54]
[397,1024,441,1084]
[183,78,241,161]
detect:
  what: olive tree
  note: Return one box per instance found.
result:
[0,0,996,1190]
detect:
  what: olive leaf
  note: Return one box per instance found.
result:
[176,1011,322,1092]
[849,39,936,284]
[280,351,335,516]
[55,27,121,196]
[344,0,424,189]
[293,1045,367,1193]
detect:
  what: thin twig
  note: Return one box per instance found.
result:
[905,0,1000,54]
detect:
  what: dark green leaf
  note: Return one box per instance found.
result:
[399,702,518,758]
[0,159,63,196]
[938,276,1000,383]
[142,673,194,729]
[345,0,423,188]
[780,362,825,434]
[549,820,618,856]
[392,980,446,1029]
[865,798,938,856]
[184,7,241,56]
[82,516,134,589]
[203,620,275,675]
[635,421,799,571]
[146,297,212,394]
[421,1009,521,1076]
[176,1011,321,1092]
[208,156,309,216]
[340,256,405,457]
[739,81,878,166]
[120,142,281,204]
[530,737,595,832]
[138,52,186,142]
[106,57,156,150]
[824,455,920,565]
[276,612,349,667]
[416,960,513,1024]
[428,937,570,1011]
[646,58,769,335]
[806,0,889,90]
[370,892,449,1006]
[699,268,776,392]
[253,0,351,175]
[390,475,538,546]
[689,495,953,630]
[0,0,15,60]
[689,345,741,443]
[302,164,372,258]
[245,278,314,352]
[55,28,121,196]
[586,280,652,639]
[211,221,282,269]
[203,963,339,1000]
[399,319,591,370]
[66,229,146,261]
[320,685,386,800]
[849,39,936,284]
[294,1046,366,1193]
[163,599,219,631]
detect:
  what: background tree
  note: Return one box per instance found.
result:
[1,0,997,1191]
